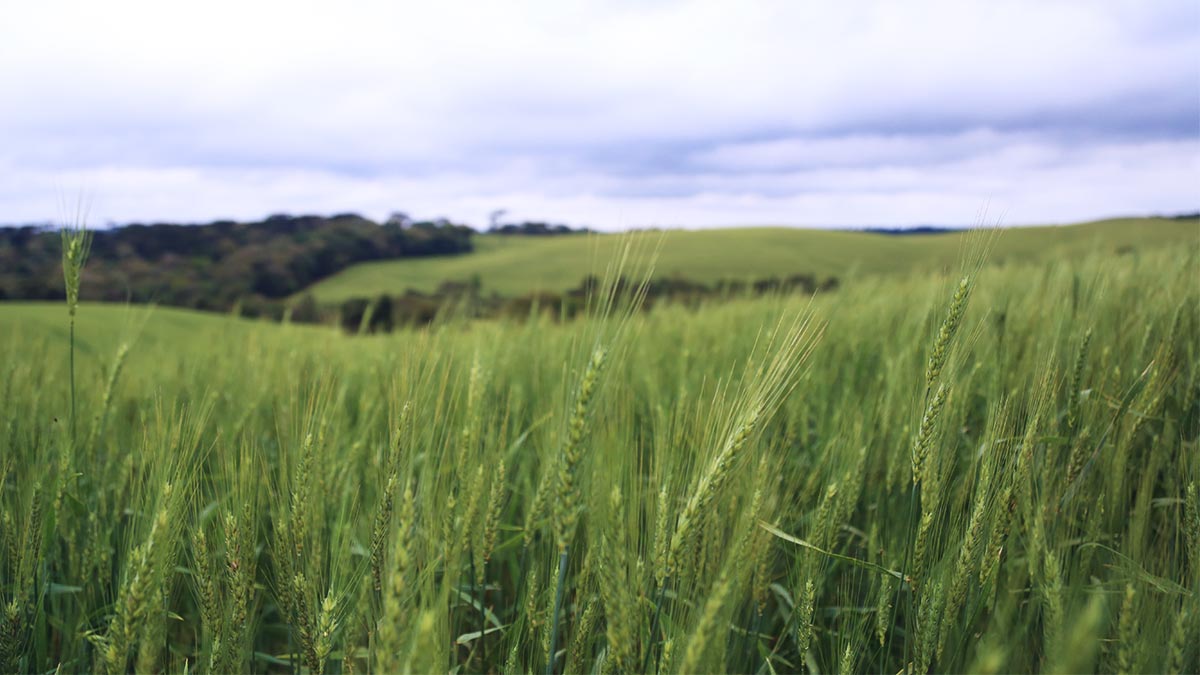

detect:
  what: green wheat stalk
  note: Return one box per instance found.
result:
[61,219,92,445]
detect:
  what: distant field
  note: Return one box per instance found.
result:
[302,217,1198,302]
[0,303,334,356]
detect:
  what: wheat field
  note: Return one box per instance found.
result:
[1,234,1197,674]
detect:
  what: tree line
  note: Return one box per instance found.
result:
[0,213,473,309]
[333,272,839,333]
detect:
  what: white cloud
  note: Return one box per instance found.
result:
[0,0,1196,227]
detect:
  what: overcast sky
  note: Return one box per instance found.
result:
[1,1,1197,229]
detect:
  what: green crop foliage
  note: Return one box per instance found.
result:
[0,229,1197,674]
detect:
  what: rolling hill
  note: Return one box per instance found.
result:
[301,217,1198,302]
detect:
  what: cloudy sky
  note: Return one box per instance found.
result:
[1,1,1197,229]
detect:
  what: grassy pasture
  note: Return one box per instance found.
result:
[303,216,1198,301]
[0,234,1198,674]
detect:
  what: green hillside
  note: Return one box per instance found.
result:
[0,302,340,361]
[301,217,1198,302]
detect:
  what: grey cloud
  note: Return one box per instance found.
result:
[0,0,1196,227]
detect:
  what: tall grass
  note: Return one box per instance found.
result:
[60,218,92,445]
[0,237,1196,673]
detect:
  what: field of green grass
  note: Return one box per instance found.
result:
[1,233,1198,674]
[304,217,1198,301]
